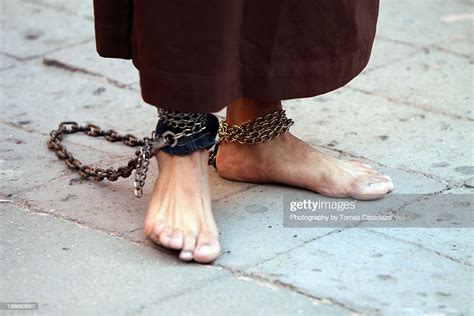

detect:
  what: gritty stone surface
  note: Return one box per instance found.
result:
[351,50,473,120]
[0,54,17,71]
[1,0,472,315]
[1,62,149,136]
[248,229,473,315]
[1,204,348,315]
[378,0,473,49]
[45,40,139,86]
[365,36,420,72]
[0,123,123,197]
[0,1,93,59]
[23,0,94,19]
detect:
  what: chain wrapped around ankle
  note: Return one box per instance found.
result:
[134,108,219,197]
[208,109,294,167]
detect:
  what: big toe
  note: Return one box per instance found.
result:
[193,233,220,264]
[352,177,391,200]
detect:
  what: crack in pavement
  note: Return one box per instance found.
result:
[348,87,472,122]
[364,228,473,267]
[216,264,367,314]
[376,35,473,60]
[43,58,135,91]
[1,38,94,62]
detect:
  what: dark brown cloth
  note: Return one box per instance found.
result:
[93,0,379,113]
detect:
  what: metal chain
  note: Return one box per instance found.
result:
[156,108,208,137]
[48,110,293,196]
[47,121,144,181]
[48,109,210,198]
[208,109,294,166]
[218,109,294,144]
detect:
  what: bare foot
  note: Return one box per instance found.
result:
[215,133,394,200]
[144,150,220,263]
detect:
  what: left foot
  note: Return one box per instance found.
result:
[215,133,394,200]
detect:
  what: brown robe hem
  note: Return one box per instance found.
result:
[93,0,379,113]
[136,43,374,113]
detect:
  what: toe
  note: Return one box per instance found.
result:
[381,175,394,192]
[352,177,391,200]
[145,219,165,245]
[179,233,197,262]
[158,226,173,247]
[193,233,220,264]
[152,219,166,237]
[168,229,184,250]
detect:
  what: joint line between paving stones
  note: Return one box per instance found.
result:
[1,38,94,62]
[211,183,260,203]
[7,155,134,197]
[137,273,229,312]
[1,198,144,246]
[42,58,135,91]
[364,228,473,267]
[347,86,472,122]
[377,35,473,60]
[216,264,364,314]
[255,228,348,267]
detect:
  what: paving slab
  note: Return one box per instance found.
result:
[351,49,473,120]
[285,87,473,184]
[247,228,473,315]
[368,188,474,267]
[0,203,350,316]
[377,0,473,52]
[150,271,352,316]
[1,62,152,136]
[367,227,473,268]
[0,203,221,315]
[0,54,17,71]
[22,0,94,20]
[45,40,139,86]
[365,36,421,72]
[0,123,126,197]
[0,1,93,59]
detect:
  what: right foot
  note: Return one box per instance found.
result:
[215,132,394,200]
[144,150,220,263]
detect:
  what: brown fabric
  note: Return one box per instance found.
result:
[93,0,380,113]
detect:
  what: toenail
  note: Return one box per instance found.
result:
[369,182,385,187]
[198,245,211,254]
[180,251,193,260]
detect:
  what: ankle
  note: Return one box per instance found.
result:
[226,98,282,124]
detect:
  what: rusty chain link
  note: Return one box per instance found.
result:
[208,109,294,166]
[47,121,145,182]
[217,110,294,144]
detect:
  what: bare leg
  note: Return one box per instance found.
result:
[216,98,393,200]
[144,149,220,263]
